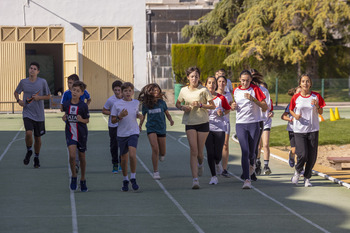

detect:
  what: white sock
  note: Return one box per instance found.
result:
[123,176,129,181]
[130,173,136,179]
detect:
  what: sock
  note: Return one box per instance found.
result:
[264,160,269,166]
[35,153,39,158]
[130,173,136,179]
[123,176,129,181]
[193,178,198,181]
[198,163,203,167]
[27,146,32,151]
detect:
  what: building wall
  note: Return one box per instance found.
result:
[146,7,212,89]
[0,0,147,90]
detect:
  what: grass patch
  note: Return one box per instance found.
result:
[270,118,350,146]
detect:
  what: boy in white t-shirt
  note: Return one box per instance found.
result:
[102,80,122,173]
[111,82,144,192]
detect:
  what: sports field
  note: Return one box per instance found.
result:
[1,110,350,233]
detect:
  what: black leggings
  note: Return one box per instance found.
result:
[205,131,226,176]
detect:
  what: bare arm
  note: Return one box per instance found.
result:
[102,107,111,115]
[281,112,292,122]
[139,113,146,130]
[77,115,89,124]
[86,98,92,106]
[165,110,174,126]
[289,109,301,120]
[14,91,24,107]
[176,100,191,113]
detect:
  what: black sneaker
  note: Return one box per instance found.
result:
[121,180,129,192]
[23,150,32,165]
[251,173,258,181]
[255,160,261,175]
[263,165,272,175]
[221,169,231,178]
[80,180,88,192]
[130,178,139,191]
[70,177,78,191]
[33,157,40,168]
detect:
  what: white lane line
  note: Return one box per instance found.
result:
[67,148,78,233]
[169,132,330,233]
[104,116,205,233]
[0,126,24,162]
[136,154,205,233]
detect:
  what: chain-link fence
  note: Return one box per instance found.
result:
[267,78,350,104]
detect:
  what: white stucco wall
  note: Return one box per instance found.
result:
[0,0,147,90]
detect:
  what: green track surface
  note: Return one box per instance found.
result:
[1,112,350,233]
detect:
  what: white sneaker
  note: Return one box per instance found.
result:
[215,163,223,175]
[249,164,256,176]
[291,171,300,185]
[192,180,200,189]
[153,171,161,180]
[209,176,218,185]
[304,178,312,187]
[159,155,165,162]
[242,179,252,189]
[198,164,204,177]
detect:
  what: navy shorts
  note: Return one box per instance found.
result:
[117,134,139,155]
[23,118,46,137]
[288,131,295,148]
[66,138,87,152]
[147,132,166,137]
[185,122,209,132]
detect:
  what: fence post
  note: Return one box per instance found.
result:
[275,77,278,106]
[321,78,324,98]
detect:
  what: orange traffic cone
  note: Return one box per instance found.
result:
[330,108,336,121]
[319,114,325,122]
[335,107,340,120]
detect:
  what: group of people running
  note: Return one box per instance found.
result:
[15,62,325,192]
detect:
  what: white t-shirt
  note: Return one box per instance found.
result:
[233,84,266,124]
[208,93,232,132]
[259,85,271,122]
[289,92,325,133]
[111,99,140,137]
[104,95,121,128]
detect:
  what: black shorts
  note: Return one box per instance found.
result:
[147,132,166,137]
[23,118,46,137]
[185,122,209,132]
[288,131,295,148]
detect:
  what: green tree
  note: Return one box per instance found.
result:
[182,0,350,79]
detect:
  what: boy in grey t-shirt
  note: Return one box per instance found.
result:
[14,62,51,168]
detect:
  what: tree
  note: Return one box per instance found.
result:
[182,0,350,79]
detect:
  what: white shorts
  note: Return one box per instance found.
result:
[263,117,272,130]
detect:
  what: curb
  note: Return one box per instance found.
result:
[231,136,350,189]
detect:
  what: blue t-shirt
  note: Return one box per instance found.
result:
[60,89,90,104]
[62,100,90,145]
[142,99,168,135]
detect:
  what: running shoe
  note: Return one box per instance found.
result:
[198,164,204,177]
[221,169,231,178]
[251,173,258,181]
[70,177,78,191]
[215,163,223,175]
[121,180,129,192]
[33,157,40,168]
[263,165,272,175]
[23,150,32,165]
[291,171,300,185]
[242,179,252,189]
[288,151,295,167]
[209,176,218,185]
[153,171,161,180]
[112,164,118,174]
[255,159,262,175]
[159,155,165,162]
[192,180,200,189]
[80,180,88,192]
[304,178,312,187]
[75,164,79,174]
[130,178,139,191]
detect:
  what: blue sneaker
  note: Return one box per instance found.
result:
[130,178,139,191]
[112,164,118,174]
[80,180,88,192]
[121,180,129,192]
[70,177,78,191]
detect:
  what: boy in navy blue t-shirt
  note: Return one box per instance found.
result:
[62,81,90,192]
